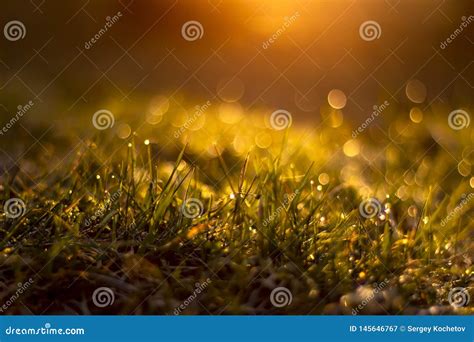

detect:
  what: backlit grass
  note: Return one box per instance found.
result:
[0,102,472,314]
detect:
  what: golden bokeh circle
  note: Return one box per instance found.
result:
[217,77,245,103]
[405,79,427,103]
[409,107,423,123]
[328,89,347,109]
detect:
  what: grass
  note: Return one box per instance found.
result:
[0,102,472,314]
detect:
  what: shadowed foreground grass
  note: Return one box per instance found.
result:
[0,106,472,315]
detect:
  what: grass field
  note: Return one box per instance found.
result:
[0,102,472,315]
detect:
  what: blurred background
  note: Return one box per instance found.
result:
[1,1,473,113]
[0,0,472,166]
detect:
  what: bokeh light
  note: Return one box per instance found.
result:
[327,89,347,109]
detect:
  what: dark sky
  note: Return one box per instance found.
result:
[0,0,473,125]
